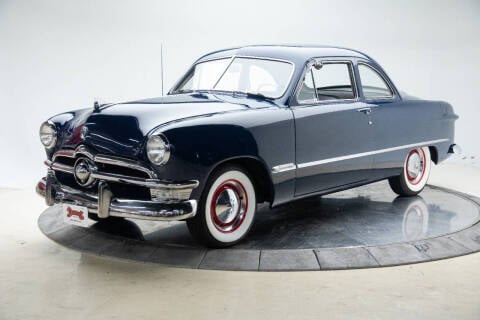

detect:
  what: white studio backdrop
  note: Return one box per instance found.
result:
[0,0,479,188]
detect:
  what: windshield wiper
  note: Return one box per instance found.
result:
[173,89,196,94]
[173,89,274,100]
[229,91,273,100]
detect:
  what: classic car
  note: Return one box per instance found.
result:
[36,45,459,247]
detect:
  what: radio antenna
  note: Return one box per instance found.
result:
[160,43,164,96]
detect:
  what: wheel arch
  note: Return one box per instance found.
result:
[428,145,439,164]
[205,156,274,204]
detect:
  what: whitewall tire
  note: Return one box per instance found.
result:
[187,166,256,248]
[389,147,431,196]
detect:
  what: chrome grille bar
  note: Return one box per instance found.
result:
[46,146,199,196]
[52,145,157,178]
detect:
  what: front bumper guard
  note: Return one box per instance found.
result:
[36,174,197,221]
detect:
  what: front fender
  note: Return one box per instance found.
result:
[149,107,295,203]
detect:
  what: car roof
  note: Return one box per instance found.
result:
[196,45,373,65]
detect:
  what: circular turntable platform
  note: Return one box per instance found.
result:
[38,181,480,271]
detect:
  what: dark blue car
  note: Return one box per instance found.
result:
[37,45,458,247]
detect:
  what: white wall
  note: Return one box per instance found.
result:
[1,0,479,188]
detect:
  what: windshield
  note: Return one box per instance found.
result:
[172,57,294,99]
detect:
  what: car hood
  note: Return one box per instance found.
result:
[54,93,262,158]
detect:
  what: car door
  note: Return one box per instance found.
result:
[356,62,406,179]
[292,59,375,196]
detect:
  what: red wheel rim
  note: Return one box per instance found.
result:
[210,179,248,233]
[405,148,426,185]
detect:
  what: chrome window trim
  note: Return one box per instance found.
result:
[170,55,296,99]
[212,56,236,88]
[357,62,396,101]
[168,56,233,95]
[292,58,359,106]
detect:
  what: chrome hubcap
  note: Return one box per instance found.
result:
[406,149,426,185]
[215,188,240,225]
[407,152,422,179]
[210,180,248,233]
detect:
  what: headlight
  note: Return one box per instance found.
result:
[39,121,57,149]
[146,134,170,165]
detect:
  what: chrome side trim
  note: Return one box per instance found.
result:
[297,139,449,169]
[271,163,296,174]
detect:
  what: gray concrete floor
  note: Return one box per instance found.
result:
[1,163,480,320]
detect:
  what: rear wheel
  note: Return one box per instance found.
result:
[389,147,431,196]
[187,166,256,248]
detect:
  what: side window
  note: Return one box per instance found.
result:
[297,62,356,103]
[358,64,393,99]
[312,63,355,100]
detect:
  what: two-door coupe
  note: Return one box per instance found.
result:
[37,45,458,247]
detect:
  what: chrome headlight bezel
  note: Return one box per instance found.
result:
[39,121,57,149]
[146,134,171,165]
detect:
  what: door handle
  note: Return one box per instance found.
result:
[357,107,372,115]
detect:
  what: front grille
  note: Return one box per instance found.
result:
[55,171,151,201]
[96,163,150,179]
[54,156,151,180]
[50,146,156,201]
[56,171,80,189]
[55,156,76,167]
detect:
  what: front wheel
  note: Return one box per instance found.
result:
[389,147,432,196]
[187,166,257,248]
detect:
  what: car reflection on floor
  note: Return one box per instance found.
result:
[90,182,479,250]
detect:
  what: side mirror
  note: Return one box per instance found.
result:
[313,61,323,70]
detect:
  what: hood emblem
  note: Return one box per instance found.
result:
[74,157,97,187]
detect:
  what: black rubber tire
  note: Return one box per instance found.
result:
[389,147,431,197]
[388,176,418,197]
[187,165,257,248]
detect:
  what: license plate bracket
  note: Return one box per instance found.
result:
[62,204,95,227]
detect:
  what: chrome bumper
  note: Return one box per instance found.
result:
[448,144,462,155]
[36,174,198,221]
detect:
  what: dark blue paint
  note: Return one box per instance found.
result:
[45,45,458,207]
